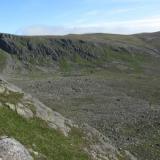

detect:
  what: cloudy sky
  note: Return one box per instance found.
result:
[0,0,160,35]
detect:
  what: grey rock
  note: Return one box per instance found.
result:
[124,150,137,160]
[16,103,34,119]
[0,85,5,94]
[0,137,33,160]
[33,99,74,136]
[82,124,120,160]
[82,124,137,160]
[5,102,16,111]
[0,79,74,136]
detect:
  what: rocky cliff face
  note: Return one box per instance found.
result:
[0,32,160,70]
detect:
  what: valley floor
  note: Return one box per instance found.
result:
[7,70,160,160]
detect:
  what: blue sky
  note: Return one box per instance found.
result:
[0,0,160,35]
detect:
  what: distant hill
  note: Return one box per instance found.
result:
[0,32,160,75]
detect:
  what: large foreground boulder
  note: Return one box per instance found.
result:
[0,137,33,160]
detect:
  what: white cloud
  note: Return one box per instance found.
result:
[17,26,69,35]
[17,15,160,35]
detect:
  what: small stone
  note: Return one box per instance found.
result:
[0,136,8,139]
[28,148,39,156]
[16,103,33,119]
[0,86,5,94]
[33,151,39,156]
[124,150,137,160]
[5,103,16,111]
[116,99,120,102]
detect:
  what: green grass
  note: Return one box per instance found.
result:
[0,89,24,105]
[103,49,152,72]
[59,58,71,72]
[0,107,90,160]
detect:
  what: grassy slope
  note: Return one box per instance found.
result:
[0,106,89,160]
[0,86,89,160]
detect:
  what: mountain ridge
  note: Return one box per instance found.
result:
[0,31,160,74]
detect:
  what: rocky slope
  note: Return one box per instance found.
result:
[0,32,160,159]
[0,76,74,136]
[0,75,137,160]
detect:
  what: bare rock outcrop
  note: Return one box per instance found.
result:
[32,98,74,136]
[82,124,137,160]
[0,77,74,136]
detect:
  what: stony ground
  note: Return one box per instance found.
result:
[8,70,160,160]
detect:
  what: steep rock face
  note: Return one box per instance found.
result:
[0,33,100,63]
[0,32,160,70]
[0,137,33,160]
